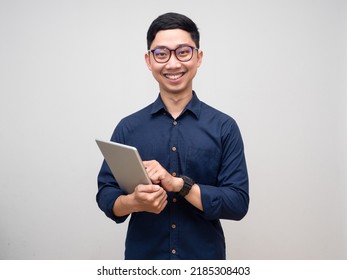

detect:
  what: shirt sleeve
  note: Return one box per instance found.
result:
[96,125,129,224]
[199,120,249,221]
[96,160,129,223]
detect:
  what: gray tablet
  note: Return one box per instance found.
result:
[96,139,151,193]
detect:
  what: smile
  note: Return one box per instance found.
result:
[164,73,185,80]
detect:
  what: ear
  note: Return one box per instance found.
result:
[196,50,203,68]
[145,52,152,71]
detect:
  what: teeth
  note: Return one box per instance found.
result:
[165,73,183,80]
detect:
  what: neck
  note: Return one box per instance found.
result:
[160,90,193,119]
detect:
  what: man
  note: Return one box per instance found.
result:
[97,12,249,260]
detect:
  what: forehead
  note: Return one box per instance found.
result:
[150,29,195,49]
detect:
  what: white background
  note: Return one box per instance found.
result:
[0,0,346,259]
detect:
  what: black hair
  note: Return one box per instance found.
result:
[146,12,200,50]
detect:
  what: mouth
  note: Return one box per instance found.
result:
[164,72,185,80]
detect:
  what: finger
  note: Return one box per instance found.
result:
[150,188,167,206]
[158,199,168,212]
[143,160,157,170]
[143,160,162,176]
[145,165,157,176]
[136,184,161,193]
[143,160,152,167]
[157,190,168,205]
[152,192,168,213]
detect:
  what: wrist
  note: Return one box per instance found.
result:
[125,192,141,213]
[174,177,184,192]
[178,175,195,197]
[114,194,138,216]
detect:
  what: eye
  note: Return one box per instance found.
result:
[176,46,192,58]
[154,48,169,58]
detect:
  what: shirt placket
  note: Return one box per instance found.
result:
[169,118,180,259]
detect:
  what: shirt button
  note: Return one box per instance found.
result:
[172,198,177,203]
[172,146,177,152]
[171,249,176,254]
[171,224,176,229]
[173,121,177,125]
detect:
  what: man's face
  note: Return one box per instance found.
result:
[145,29,203,96]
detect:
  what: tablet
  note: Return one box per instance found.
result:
[96,139,151,193]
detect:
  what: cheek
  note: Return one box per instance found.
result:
[187,63,199,75]
[150,64,164,76]
[150,68,163,82]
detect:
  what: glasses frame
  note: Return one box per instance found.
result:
[148,45,199,64]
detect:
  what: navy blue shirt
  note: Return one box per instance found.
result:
[97,92,249,259]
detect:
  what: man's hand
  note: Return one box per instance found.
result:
[131,184,168,214]
[143,160,203,212]
[143,160,183,192]
[113,184,167,216]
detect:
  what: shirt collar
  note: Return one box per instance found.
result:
[150,91,201,119]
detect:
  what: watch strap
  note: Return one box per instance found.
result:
[178,175,194,197]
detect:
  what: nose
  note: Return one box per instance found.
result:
[166,51,181,68]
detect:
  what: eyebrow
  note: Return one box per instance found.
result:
[150,43,192,50]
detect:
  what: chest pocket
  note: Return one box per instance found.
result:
[185,146,221,185]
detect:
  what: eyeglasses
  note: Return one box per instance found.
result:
[148,45,198,63]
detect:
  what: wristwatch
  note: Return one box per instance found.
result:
[178,175,195,197]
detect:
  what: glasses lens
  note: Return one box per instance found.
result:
[175,46,193,62]
[153,47,170,63]
[151,46,195,63]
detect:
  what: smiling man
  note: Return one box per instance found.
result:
[97,12,249,260]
